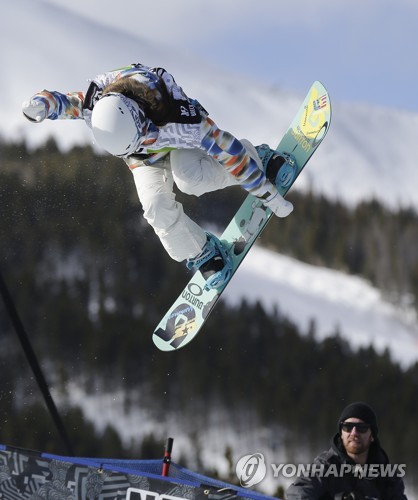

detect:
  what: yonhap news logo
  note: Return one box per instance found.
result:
[235,453,406,488]
[235,453,267,487]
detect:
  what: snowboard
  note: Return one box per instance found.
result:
[153,81,331,351]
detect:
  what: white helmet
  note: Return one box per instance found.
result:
[91,93,146,157]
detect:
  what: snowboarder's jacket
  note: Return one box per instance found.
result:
[286,434,407,500]
[29,63,278,201]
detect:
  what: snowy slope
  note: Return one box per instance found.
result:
[3,0,418,211]
[225,245,418,369]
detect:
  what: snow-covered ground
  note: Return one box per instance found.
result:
[61,381,309,495]
[225,245,418,368]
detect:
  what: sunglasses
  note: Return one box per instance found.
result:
[340,422,371,434]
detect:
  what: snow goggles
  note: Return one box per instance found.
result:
[340,422,371,434]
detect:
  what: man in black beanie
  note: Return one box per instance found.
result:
[286,402,407,499]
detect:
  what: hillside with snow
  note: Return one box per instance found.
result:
[225,245,418,368]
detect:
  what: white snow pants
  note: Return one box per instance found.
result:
[131,148,238,262]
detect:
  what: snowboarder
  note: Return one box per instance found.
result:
[22,63,293,289]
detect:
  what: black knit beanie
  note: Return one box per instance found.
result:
[338,402,378,437]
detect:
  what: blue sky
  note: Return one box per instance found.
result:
[44,0,418,112]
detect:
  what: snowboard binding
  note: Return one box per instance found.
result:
[256,144,297,190]
[186,232,233,291]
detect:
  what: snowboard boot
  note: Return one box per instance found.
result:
[186,232,233,291]
[256,144,297,190]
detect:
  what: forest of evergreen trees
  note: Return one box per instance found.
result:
[0,139,417,490]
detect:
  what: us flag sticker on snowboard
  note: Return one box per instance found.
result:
[313,94,328,111]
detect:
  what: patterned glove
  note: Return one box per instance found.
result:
[22,97,48,123]
[263,192,294,218]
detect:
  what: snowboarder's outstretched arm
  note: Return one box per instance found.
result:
[22,90,85,122]
[21,68,293,218]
